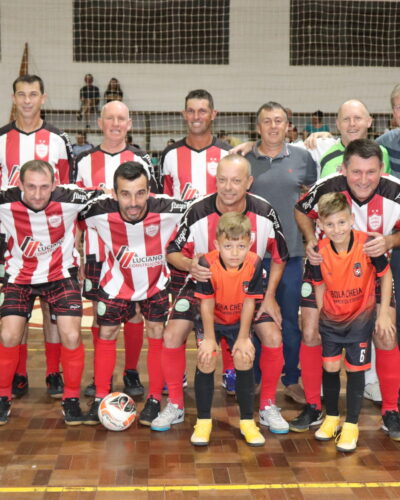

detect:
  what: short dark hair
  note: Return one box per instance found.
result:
[312,110,324,119]
[185,89,214,110]
[343,138,383,167]
[256,101,288,122]
[20,160,54,184]
[13,74,44,94]
[113,161,149,192]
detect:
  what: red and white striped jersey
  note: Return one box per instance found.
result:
[295,173,400,237]
[161,137,230,199]
[75,145,158,261]
[79,195,187,300]
[0,121,74,188]
[167,192,288,264]
[0,186,97,284]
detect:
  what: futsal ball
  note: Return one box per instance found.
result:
[98,392,137,431]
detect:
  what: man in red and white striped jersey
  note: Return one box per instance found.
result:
[160,89,234,392]
[78,161,187,425]
[0,75,75,400]
[76,100,158,400]
[0,159,99,426]
[149,155,290,434]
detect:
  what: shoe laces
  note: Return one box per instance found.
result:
[161,401,179,418]
[63,398,81,416]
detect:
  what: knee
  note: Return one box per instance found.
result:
[163,322,189,348]
[197,359,216,374]
[146,322,164,339]
[233,352,253,371]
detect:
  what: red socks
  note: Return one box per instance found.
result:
[94,338,116,398]
[91,326,99,347]
[220,336,234,372]
[123,321,144,371]
[300,343,323,409]
[147,338,163,401]
[259,345,284,408]
[376,346,400,414]
[45,342,61,376]
[60,343,84,399]
[161,345,186,408]
[15,343,28,376]
[0,344,20,399]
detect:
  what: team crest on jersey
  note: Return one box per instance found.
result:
[368,211,382,231]
[145,224,159,237]
[181,182,199,201]
[207,159,218,176]
[48,215,62,228]
[242,281,250,293]
[353,262,362,278]
[8,165,21,186]
[35,141,49,159]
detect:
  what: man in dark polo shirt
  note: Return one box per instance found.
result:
[246,101,318,405]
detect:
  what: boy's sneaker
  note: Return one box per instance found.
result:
[221,369,236,395]
[123,369,144,397]
[84,398,102,426]
[150,401,184,431]
[46,372,64,399]
[12,373,29,398]
[336,422,359,452]
[382,410,400,441]
[240,419,266,446]
[259,400,289,434]
[0,397,11,425]
[61,398,84,426]
[364,382,382,403]
[191,419,212,446]
[289,403,323,432]
[315,415,340,441]
[139,397,160,426]
[162,373,188,396]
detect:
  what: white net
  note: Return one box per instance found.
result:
[1,0,399,157]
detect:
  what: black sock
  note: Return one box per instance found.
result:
[346,371,365,424]
[323,369,340,416]
[235,368,255,420]
[194,368,214,419]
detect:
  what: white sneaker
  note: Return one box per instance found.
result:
[259,400,289,434]
[364,382,382,403]
[150,401,184,431]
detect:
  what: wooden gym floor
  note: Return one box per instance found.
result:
[1,301,400,499]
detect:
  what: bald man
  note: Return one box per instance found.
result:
[76,100,158,400]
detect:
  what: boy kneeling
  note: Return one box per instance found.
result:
[312,193,395,452]
[191,212,265,447]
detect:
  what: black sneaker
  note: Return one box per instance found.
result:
[12,373,29,398]
[382,410,400,441]
[84,398,102,426]
[46,372,64,399]
[289,404,323,432]
[0,397,11,425]
[123,369,145,397]
[139,397,160,426]
[61,398,84,426]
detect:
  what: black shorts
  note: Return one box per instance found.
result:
[322,338,371,371]
[0,276,83,319]
[195,321,243,350]
[96,288,169,326]
[168,266,188,298]
[83,259,103,301]
[300,260,396,309]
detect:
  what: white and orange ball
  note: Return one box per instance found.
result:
[98,392,137,431]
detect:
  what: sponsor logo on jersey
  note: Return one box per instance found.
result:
[8,165,21,186]
[35,140,49,159]
[170,201,187,212]
[115,245,164,269]
[368,212,382,231]
[72,191,87,202]
[145,224,159,237]
[48,215,62,228]
[181,182,199,201]
[353,262,362,278]
[116,246,136,268]
[21,236,64,257]
[207,159,218,176]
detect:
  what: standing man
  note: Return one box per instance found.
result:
[0,160,98,425]
[246,102,318,404]
[76,100,158,399]
[78,162,187,425]
[77,74,100,127]
[149,155,289,435]
[0,74,74,399]
[293,139,400,440]
[160,89,234,391]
